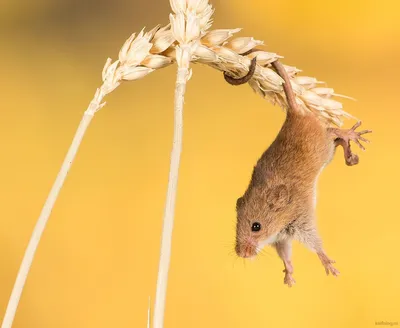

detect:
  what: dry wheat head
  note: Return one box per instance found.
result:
[94,0,353,127]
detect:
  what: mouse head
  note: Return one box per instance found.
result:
[235,184,291,258]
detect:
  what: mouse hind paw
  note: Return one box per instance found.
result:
[330,121,372,166]
[346,121,372,151]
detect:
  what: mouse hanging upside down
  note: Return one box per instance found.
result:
[225,56,372,287]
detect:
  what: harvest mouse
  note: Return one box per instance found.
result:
[224,56,372,287]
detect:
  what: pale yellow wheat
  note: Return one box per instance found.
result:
[1,1,356,328]
[161,27,354,126]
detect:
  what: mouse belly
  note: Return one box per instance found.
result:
[275,217,312,244]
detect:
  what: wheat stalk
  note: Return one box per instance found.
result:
[152,1,214,327]
[0,25,174,328]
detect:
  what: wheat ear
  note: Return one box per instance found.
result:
[0,25,174,328]
[162,27,355,127]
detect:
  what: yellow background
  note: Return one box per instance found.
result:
[0,0,399,327]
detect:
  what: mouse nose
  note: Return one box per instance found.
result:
[243,248,254,258]
[236,240,257,258]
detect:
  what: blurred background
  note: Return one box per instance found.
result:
[0,0,399,327]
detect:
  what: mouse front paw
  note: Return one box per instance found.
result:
[283,268,296,287]
[331,121,372,166]
[284,273,296,287]
[317,252,340,277]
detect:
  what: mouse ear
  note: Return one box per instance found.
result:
[236,197,244,210]
[266,185,290,211]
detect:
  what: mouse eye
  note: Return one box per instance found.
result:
[251,222,261,232]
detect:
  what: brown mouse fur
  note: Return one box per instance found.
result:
[228,59,372,287]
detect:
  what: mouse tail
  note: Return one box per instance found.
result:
[271,60,303,116]
[224,57,257,86]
